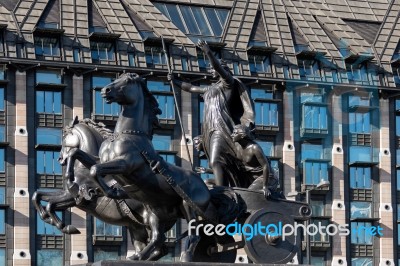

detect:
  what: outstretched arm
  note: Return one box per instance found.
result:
[167,73,206,94]
[198,40,234,84]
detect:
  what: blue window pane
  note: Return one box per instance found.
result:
[301,144,323,159]
[254,102,278,126]
[179,6,200,35]
[191,7,212,36]
[155,95,175,120]
[147,81,171,92]
[0,88,4,110]
[300,93,323,103]
[0,209,4,234]
[349,146,372,162]
[351,222,373,245]
[93,76,114,88]
[36,128,62,145]
[73,48,80,62]
[145,47,166,67]
[397,170,400,191]
[0,71,4,80]
[37,211,62,235]
[0,125,5,142]
[257,141,274,156]
[303,105,328,130]
[0,187,5,204]
[304,160,329,185]
[94,249,119,262]
[0,149,4,173]
[36,91,62,114]
[181,57,188,71]
[351,258,373,266]
[93,90,120,116]
[128,53,135,67]
[34,37,60,57]
[200,159,213,180]
[37,150,62,175]
[350,167,371,189]
[204,8,223,36]
[215,9,229,26]
[249,55,270,73]
[37,250,63,266]
[0,248,4,266]
[36,70,62,84]
[251,89,273,99]
[159,153,175,165]
[350,202,372,219]
[165,4,187,33]
[95,218,122,236]
[349,112,370,133]
[152,135,172,151]
[310,257,325,266]
[349,95,370,106]
[90,42,115,61]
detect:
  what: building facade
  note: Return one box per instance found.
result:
[0,0,400,265]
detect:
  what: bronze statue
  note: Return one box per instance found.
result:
[34,72,311,264]
[168,40,255,187]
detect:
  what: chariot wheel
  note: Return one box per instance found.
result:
[192,234,237,263]
[243,208,299,264]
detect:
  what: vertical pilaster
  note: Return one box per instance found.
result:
[13,71,31,265]
[331,94,347,266]
[69,74,89,265]
[378,98,394,266]
[283,90,296,196]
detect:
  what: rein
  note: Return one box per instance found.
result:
[108,130,150,142]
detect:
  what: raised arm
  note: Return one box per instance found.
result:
[167,73,207,94]
[198,40,234,84]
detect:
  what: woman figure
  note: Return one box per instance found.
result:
[169,40,254,187]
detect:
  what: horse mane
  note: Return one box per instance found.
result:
[124,73,162,135]
[78,119,113,139]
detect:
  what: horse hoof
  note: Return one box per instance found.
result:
[127,254,141,261]
[62,225,81,234]
[180,251,193,262]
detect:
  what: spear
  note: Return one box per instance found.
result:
[161,36,193,168]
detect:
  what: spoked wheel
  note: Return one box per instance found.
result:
[243,208,299,264]
[192,234,237,263]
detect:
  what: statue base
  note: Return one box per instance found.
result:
[80,261,309,266]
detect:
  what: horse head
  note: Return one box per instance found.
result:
[101,72,161,137]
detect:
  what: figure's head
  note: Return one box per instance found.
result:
[231,124,252,142]
[193,135,204,152]
[101,73,144,105]
[209,60,232,78]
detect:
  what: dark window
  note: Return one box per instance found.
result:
[233,62,240,75]
[73,48,81,63]
[145,46,166,68]
[301,144,329,185]
[90,41,115,63]
[94,217,122,236]
[0,30,4,56]
[346,63,374,84]
[147,81,175,120]
[199,158,213,180]
[181,56,188,71]
[34,36,60,57]
[310,257,326,266]
[393,66,400,85]
[0,69,4,80]
[36,70,62,84]
[128,52,135,67]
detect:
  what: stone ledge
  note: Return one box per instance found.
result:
[80,261,308,266]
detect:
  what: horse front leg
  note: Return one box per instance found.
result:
[65,148,99,182]
[89,159,130,199]
[32,190,65,221]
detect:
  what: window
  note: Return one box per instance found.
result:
[251,89,278,128]
[94,218,122,236]
[298,59,321,80]
[128,52,135,67]
[34,36,60,57]
[91,41,115,63]
[350,167,371,189]
[152,134,175,164]
[36,249,63,266]
[37,211,62,235]
[301,144,329,185]
[0,209,4,234]
[199,158,213,180]
[351,222,373,244]
[300,92,328,135]
[92,76,120,117]
[147,80,175,120]
[94,248,119,262]
[36,70,62,84]
[154,3,229,42]
[145,46,166,68]
[0,30,4,56]
[311,219,329,242]
[36,150,62,175]
[73,48,81,63]
[36,128,62,145]
[349,112,370,133]
[351,257,373,266]
[311,257,325,266]
[393,66,400,85]
[249,54,271,74]
[350,202,372,219]
[0,69,4,80]
[36,91,62,114]
[346,63,373,84]
[349,146,373,163]
[181,56,189,71]
[165,224,177,239]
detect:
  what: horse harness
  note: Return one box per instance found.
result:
[109,130,217,225]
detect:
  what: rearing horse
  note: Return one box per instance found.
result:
[65,73,212,261]
[32,118,167,259]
